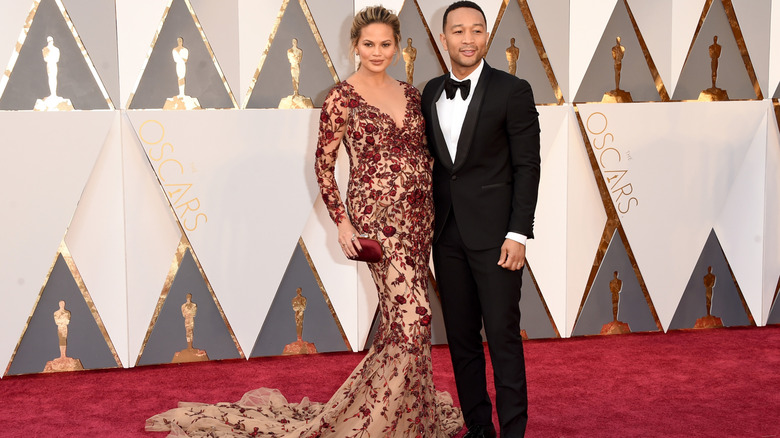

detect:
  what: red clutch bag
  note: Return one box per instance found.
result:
[354,237,382,263]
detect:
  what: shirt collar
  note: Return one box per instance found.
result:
[449,59,484,86]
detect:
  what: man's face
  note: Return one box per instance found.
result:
[440,7,488,77]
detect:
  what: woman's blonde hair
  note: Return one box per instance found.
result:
[350,6,402,54]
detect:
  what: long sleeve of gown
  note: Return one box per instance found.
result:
[314,86,349,225]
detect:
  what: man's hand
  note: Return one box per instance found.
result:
[498,239,526,271]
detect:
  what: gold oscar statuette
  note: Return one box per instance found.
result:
[163,37,202,110]
[694,266,724,328]
[34,36,74,111]
[602,37,633,103]
[600,271,631,335]
[43,300,84,372]
[278,38,314,109]
[402,37,417,84]
[172,293,210,363]
[283,288,318,355]
[506,38,519,77]
[698,36,729,101]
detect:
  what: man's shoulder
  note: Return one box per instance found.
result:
[422,74,447,97]
[486,66,531,90]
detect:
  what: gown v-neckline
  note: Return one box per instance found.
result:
[345,80,410,132]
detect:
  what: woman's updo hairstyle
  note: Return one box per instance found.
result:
[350,6,402,51]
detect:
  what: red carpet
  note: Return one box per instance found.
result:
[0,326,778,437]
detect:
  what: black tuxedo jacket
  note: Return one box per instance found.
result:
[422,62,541,250]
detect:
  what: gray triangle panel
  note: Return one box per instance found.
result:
[251,244,348,357]
[386,0,446,92]
[669,229,751,329]
[62,0,119,104]
[768,285,780,325]
[573,0,659,103]
[485,0,558,104]
[137,248,241,365]
[245,0,336,109]
[519,264,557,339]
[572,230,658,336]
[129,0,234,109]
[671,0,756,100]
[0,0,109,110]
[6,254,117,375]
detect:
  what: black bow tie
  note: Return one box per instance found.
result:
[444,77,471,100]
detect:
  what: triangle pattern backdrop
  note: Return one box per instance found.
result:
[6,248,120,376]
[671,0,758,101]
[572,0,662,103]
[485,0,560,105]
[128,0,236,109]
[0,0,111,110]
[519,264,559,339]
[244,0,338,109]
[136,243,242,366]
[386,0,446,92]
[363,272,448,350]
[572,229,659,336]
[251,240,350,357]
[668,229,753,330]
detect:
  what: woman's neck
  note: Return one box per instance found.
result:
[353,67,391,88]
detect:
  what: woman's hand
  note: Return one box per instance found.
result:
[337,221,363,259]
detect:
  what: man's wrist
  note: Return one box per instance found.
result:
[505,232,527,246]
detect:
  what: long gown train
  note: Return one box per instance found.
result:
[146,81,463,437]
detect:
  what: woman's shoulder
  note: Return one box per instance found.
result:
[324,80,355,106]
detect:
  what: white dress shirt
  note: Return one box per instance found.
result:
[435,60,527,246]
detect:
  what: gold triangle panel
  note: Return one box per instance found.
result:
[486,0,563,105]
[572,0,665,103]
[386,0,447,92]
[572,229,659,336]
[0,0,113,110]
[572,107,662,333]
[672,0,760,101]
[127,0,238,110]
[135,238,244,366]
[5,242,121,376]
[668,229,755,330]
[251,238,351,357]
[244,0,339,109]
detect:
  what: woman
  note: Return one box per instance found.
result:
[146,6,462,437]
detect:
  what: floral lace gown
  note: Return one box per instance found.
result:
[145,81,463,437]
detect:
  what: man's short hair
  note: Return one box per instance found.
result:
[442,1,487,31]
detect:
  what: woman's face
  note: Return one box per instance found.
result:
[355,23,396,74]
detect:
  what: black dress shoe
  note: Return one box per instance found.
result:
[463,424,497,438]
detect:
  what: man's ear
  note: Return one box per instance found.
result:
[439,33,448,52]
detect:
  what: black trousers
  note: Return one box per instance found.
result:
[433,212,528,437]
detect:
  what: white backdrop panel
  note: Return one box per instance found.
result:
[126,109,321,352]
[568,0,617,100]
[566,106,608,335]
[122,113,183,365]
[527,106,569,334]
[713,108,768,324]
[0,111,114,369]
[64,112,128,366]
[670,0,706,95]
[763,108,780,323]
[578,101,767,328]
[115,0,170,108]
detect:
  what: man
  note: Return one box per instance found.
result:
[421,2,540,437]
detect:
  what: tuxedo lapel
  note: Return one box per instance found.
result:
[452,64,492,172]
[429,77,453,169]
